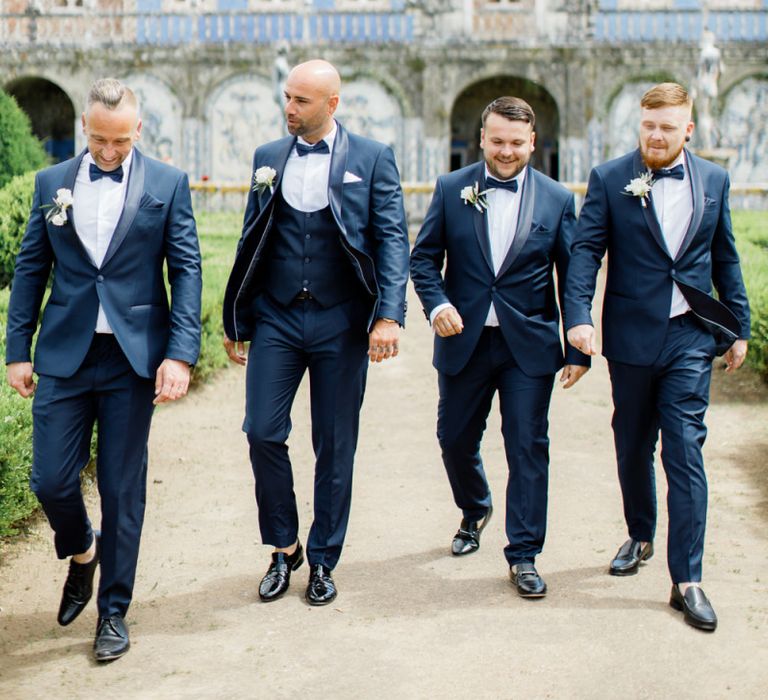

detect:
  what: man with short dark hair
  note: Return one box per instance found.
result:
[6,78,202,660]
[566,82,750,631]
[411,96,589,597]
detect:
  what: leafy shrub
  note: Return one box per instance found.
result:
[732,211,768,380]
[0,172,36,289]
[0,89,47,190]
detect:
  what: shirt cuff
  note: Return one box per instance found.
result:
[429,303,454,325]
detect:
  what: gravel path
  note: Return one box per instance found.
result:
[1,283,767,699]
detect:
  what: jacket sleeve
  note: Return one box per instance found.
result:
[368,145,409,325]
[710,173,751,339]
[162,172,203,365]
[5,173,53,364]
[409,177,452,320]
[564,167,610,331]
[553,191,591,367]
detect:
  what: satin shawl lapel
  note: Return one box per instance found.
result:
[328,121,349,237]
[262,137,296,210]
[471,164,493,273]
[674,150,705,262]
[495,168,535,280]
[101,148,145,268]
[633,150,671,258]
[62,149,97,267]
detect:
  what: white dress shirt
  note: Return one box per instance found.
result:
[72,150,133,333]
[430,166,527,327]
[650,152,692,318]
[280,123,336,212]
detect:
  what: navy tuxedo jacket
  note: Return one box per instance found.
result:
[5,148,202,379]
[410,161,589,378]
[565,148,750,365]
[222,122,409,341]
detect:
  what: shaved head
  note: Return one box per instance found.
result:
[283,59,341,143]
[288,59,341,97]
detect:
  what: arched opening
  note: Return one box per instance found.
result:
[450,76,560,179]
[5,77,76,163]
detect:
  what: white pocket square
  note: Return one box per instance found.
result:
[343,171,363,184]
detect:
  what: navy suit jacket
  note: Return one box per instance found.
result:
[222,122,409,341]
[565,148,750,365]
[410,161,589,378]
[5,148,202,379]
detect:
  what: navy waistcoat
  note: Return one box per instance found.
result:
[264,193,362,307]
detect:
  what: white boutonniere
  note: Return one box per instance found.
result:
[43,188,74,226]
[460,181,493,213]
[253,166,277,196]
[623,171,654,208]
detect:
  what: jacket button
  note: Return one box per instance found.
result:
[671,268,676,275]
[491,285,496,292]
[97,275,104,282]
[304,257,310,263]
[302,279,309,286]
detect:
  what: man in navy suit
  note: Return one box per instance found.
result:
[410,97,589,597]
[5,79,202,660]
[566,83,750,631]
[223,60,409,605]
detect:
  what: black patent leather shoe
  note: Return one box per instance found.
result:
[57,532,100,626]
[93,615,130,662]
[670,585,717,631]
[511,562,547,598]
[305,564,337,606]
[259,542,305,602]
[451,505,493,556]
[609,538,653,576]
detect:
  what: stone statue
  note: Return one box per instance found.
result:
[272,42,290,136]
[272,42,290,110]
[693,30,724,151]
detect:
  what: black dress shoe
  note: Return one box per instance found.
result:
[511,562,547,598]
[451,505,493,556]
[305,564,337,606]
[259,542,305,602]
[670,585,717,631]
[57,532,100,626]
[93,615,130,662]
[609,538,653,576]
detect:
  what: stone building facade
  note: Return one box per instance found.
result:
[1,0,767,195]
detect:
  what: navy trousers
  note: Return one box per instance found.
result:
[437,327,555,566]
[608,313,716,584]
[30,334,156,618]
[244,293,369,570]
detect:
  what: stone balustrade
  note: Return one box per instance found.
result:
[1,5,766,47]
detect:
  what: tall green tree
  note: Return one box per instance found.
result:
[0,89,47,190]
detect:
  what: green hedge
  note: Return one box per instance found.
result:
[0,172,36,289]
[0,209,241,535]
[732,211,768,379]
[0,288,38,534]
[0,89,47,190]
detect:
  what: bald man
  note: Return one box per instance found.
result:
[223,60,409,605]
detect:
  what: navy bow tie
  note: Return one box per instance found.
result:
[486,176,519,193]
[89,163,124,183]
[296,140,330,157]
[652,164,685,181]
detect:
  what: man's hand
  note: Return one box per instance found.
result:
[567,324,597,356]
[559,364,589,389]
[154,359,192,405]
[368,319,400,363]
[723,339,748,373]
[6,362,36,398]
[223,335,248,366]
[433,307,464,338]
